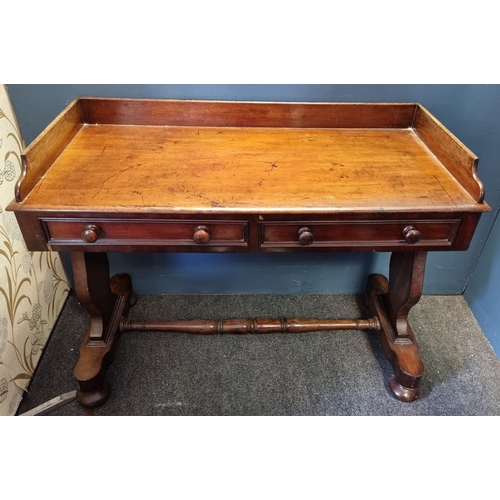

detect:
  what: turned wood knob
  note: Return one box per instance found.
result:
[403,226,422,244]
[298,227,314,246]
[193,225,210,244]
[81,224,100,243]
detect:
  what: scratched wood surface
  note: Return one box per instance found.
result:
[19,123,485,214]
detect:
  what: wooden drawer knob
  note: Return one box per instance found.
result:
[193,225,210,244]
[403,226,422,244]
[81,224,100,243]
[298,227,314,246]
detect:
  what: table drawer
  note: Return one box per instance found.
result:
[260,220,461,249]
[43,219,249,248]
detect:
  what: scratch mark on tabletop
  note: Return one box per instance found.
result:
[433,174,456,204]
[91,165,135,200]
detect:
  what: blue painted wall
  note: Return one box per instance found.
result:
[465,205,500,357]
[7,85,500,300]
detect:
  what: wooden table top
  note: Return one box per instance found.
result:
[7,99,490,254]
[17,123,485,214]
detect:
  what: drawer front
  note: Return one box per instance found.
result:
[43,219,249,248]
[260,220,461,249]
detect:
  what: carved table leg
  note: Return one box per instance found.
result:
[366,252,427,402]
[71,252,134,407]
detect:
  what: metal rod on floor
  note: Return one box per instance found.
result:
[18,390,77,416]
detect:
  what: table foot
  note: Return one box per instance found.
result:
[77,382,111,408]
[71,253,134,408]
[366,252,427,402]
[388,378,419,403]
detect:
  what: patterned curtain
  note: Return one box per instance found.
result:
[0,85,70,415]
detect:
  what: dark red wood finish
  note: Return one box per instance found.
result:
[6,98,490,407]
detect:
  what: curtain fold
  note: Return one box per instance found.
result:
[0,84,70,415]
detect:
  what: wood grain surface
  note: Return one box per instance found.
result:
[6,98,490,406]
[15,98,83,202]
[80,98,417,128]
[16,124,486,214]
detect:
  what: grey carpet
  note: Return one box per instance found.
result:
[16,293,500,416]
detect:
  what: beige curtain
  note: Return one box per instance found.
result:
[0,85,70,415]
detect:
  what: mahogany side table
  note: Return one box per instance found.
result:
[7,98,490,407]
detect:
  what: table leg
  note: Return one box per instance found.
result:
[71,252,135,407]
[366,251,426,402]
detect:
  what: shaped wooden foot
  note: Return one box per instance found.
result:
[366,252,427,402]
[71,252,134,407]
